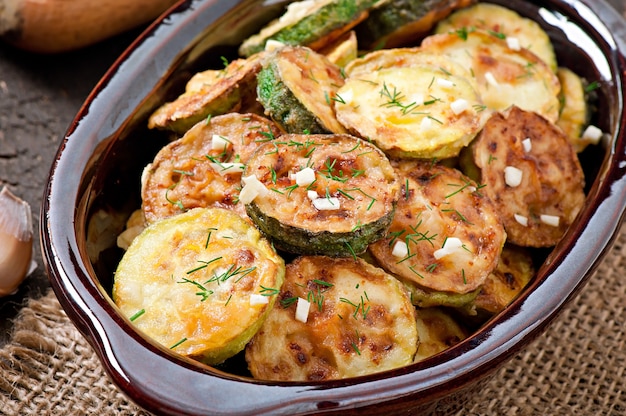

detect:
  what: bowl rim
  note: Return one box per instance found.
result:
[41,0,626,414]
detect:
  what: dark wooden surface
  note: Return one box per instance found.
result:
[0,27,144,346]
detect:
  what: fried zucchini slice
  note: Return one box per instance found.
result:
[113,207,285,366]
[245,255,418,381]
[420,30,561,123]
[368,160,506,294]
[556,67,592,153]
[243,133,399,256]
[473,244,534,315]
[471,106,586,247]
[148,53,265,134]
[356,0,474,50]
[344,48,476,87]
[413,307,467,362]
[335,51,489,159]
[142,113,282,224]
[401,278,479,309]
[238,0,374,57]
[434,2,558,72]
[257,46,348,134]
[116,209,146,251]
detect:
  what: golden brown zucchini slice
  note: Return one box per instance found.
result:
[113,207,285,366]
[148,53,265,134]
[556,67,593,153]
[434,2,558,72]
[473,244,535,315]
[413,307,467,362]
[356,0,474,50]
[368,160,506,295]
[245,255,418,380]
[336,50,490,159]
[242,133,399,256]
[344,48,475,82]
[257,46,348,134]
[142,113,282,224]
[238,0,375,57]
[420,30,561,123]
[470,106,586,247]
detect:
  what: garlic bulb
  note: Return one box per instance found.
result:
[0,187,34,296]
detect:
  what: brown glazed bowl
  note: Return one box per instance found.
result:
[41,0,626,414]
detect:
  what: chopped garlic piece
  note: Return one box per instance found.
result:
[506,37,521,51]
[450,98,469,115]
[250,294,269,305]
[238,186,259,205]
[504,166,523,187]
[437,78,454,88]
[210,162,245,176]
[420,116,432,131]
[391,240,408,258]
[522,137,532,152]
[239,175,269,204]
[433,237,463,260]
[307,190,319,201]
[339,89,353,105]
[581,125,603,144]
[211,134,231,150]
[540,214,560,227]
[485,72,499,88]
[295,297,311,323]
[313,197,340,211]
[264,39,285,52]
[514,214,529,227]
[295,167,316,186]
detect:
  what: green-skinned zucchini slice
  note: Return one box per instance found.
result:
[113,207,285,366]
[242,133,399,256]
[435,2,558,72]
[148,52,266,134]
[336,50,490,159]
[142,113,282,224]
[413,307,467,362]
[356,0,474,50]
[368,160,506,294]
[420,30,561,123]
[238,0,375,57]
[401,278,479,309]
[245,255,418,380]
[470,106,586,247]
[257,46,348,134]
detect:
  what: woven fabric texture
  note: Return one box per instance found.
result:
[1,224,625,415]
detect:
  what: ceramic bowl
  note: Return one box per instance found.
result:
[41,0,626,414]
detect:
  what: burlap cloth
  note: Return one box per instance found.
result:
[1,223,625,415]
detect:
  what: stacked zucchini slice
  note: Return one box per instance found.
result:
[112,0,600,380]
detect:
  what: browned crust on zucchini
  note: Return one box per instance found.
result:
[368,160,506,294]
[471,106,586,247]
[142,113,282,224]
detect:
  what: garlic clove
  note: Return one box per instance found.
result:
[0,186,34,296]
